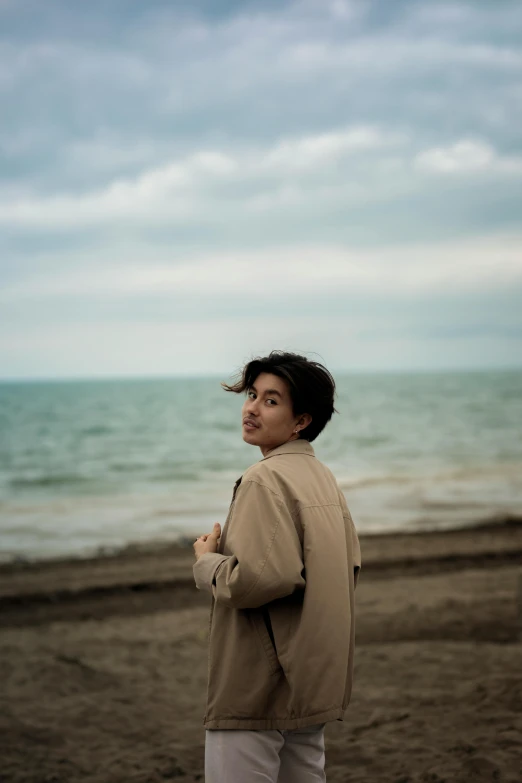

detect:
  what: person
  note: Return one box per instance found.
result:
[193,351,361,783]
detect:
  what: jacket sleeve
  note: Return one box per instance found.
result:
[203,478,305,610]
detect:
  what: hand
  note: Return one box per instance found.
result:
[194,523,221,561]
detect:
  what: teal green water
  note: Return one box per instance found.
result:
[0,370,521,562]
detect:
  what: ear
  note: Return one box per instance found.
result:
[297,413,312,432]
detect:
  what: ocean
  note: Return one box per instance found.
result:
[1,370,521,563]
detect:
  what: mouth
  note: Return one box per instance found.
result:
[243,419,259,430]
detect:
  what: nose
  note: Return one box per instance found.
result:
[244,396,258,416]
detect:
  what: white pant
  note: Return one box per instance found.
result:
[205,722,326,782]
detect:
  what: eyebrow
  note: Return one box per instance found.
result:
[251,385,282,398]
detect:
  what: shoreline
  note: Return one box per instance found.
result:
[2,509,521,569]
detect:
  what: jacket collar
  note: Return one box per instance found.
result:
[261,438,315,461]
[230,440,315,501]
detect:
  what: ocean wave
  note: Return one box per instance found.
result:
[80,425,112,436]
[9,474,93,489]
[338,475,413,490]
[338,463,522,491]
[108,462,154,473]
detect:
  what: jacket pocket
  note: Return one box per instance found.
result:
[250,607,282,676]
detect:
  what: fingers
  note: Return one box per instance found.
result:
[209,522,221,539]
[194,523,221,543]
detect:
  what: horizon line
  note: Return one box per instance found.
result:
[1,364,521,384]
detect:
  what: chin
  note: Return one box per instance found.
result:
[242,427,262,446]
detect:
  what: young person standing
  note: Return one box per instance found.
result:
[193,351,361,782]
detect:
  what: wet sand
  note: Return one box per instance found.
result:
[1,520,521,782]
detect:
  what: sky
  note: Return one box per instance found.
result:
[1,0,521,379]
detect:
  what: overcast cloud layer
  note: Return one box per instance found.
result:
[1,0,521,378]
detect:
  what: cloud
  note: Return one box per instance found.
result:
[261,126,400,170]
[415,139,522,174]
[0,125,408,228]
[2,234,521,307]
[1,128,520,248]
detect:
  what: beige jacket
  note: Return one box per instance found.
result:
[193,438,361,731]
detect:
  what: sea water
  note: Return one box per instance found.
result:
[0,370,521,562]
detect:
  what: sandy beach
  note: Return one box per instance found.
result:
[1,519,521,783]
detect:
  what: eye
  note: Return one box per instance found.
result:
[247,390,256,399]
[266,398,277,405]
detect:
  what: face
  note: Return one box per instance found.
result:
[241,372,312,456]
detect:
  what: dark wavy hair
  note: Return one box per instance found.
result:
[221,351,338,442]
